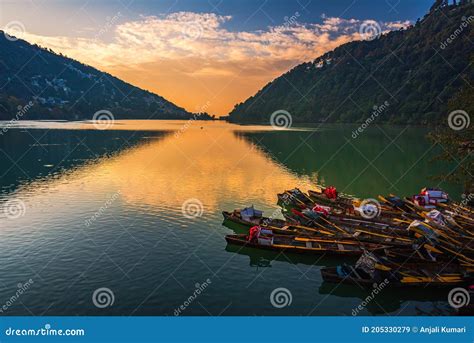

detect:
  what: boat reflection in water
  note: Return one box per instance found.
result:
[318,282,452,315]
[224,243,352,269]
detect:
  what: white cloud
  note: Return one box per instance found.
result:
[20,12,411,69]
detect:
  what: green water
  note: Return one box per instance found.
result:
[0,120,461,316]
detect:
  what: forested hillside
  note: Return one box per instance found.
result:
[229,1,473,124]
[0,32,193,120]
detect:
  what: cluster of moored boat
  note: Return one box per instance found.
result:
[222,186,474,290]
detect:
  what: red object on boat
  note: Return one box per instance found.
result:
[324,186,338,199]
[291,208,305,217]
[248,226,260,242]
[312,204,330,216]
[413,188,448,208]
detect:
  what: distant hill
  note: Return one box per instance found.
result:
[0,32,193,120]
[228,1,474,125]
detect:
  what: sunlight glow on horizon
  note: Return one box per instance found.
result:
[5,11,410,116]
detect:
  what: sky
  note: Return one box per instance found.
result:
[0,0,435,116]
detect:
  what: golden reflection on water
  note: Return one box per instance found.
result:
[103,123,315,213]
[3,121,316,222]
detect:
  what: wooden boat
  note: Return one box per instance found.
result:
[307,189,415,219]
[280,191,415,229]
[283,209,412,238]
[307,186,355,208]
[383,246,451,264]
[378,194,417,213]
[223,210,413,247]
[222,210,289,229]
[328,214,410,231]
[406,220,474,262]
[223,211,334,237]
[225,186,474,269]
[225,234,388,257]
[383,244,474,268]
[444,203,474,224]
[278,189,350,212]
[320,265,473,288]
[420,209,474,238]
[321,250,474,288]
[224,203,408,233]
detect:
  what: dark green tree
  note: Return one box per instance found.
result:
[428,67,473,201]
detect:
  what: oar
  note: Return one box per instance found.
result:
[436,245,474,264]
[354,228,412,242]
[285,191,308,208]
[378,195,413,216]
[318,215,349,234]
[416,218,463,246]
[421,213,464,238]
[291,224,335,236]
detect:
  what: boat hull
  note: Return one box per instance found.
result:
[321,267,471,288]
[225,234,387,257]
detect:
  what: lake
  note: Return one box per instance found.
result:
[0,120,461,316]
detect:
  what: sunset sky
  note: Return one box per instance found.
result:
[1,0,433,116]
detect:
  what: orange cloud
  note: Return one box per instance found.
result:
[18,12,410,116]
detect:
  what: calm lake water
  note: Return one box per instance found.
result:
[0,120,462,316]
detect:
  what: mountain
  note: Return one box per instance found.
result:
[228,1,474,125]
[0,32,193,120]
